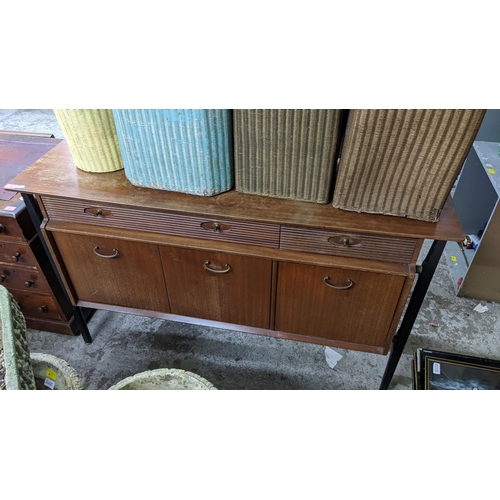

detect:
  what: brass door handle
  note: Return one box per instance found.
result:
[93,247,119,259]
[323,277,353,290]
[203,261,231,273]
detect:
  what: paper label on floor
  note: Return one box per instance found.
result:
[474,304,489,313]
[325,347,343,369]
[44,378,56,390]
[433,362,441,375]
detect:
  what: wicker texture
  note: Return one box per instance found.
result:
[0,285,36,390]
[332,109,486,221]
[30,353,84,390]
[234,109,343,203]
[112,109,233,196]
[54,109,124,173]
[0,284,84,390]
[108,368,217,390]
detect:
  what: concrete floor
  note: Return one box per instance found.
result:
[2,108,500,390]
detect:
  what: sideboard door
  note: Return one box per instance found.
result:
[52,232,170,312]
[275,261,407,350]
[160,246,273,329]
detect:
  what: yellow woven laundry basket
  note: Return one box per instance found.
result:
[54,109,124,173]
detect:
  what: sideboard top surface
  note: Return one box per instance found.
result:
[6,140,464,241]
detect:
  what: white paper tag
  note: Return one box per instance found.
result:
[4,206,17,211]
[433,362,441,375]
[44,378,56,390]
[325,347,343,369]
[4,184,25,190]
[474,304,489,313]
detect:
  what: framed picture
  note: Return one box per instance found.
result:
[413,349,500,390]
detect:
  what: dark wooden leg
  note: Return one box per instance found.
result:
[22,194,93,344]
[380,240,446,389]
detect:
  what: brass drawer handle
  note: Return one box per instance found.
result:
[201,221,231,233]
[84,207,104,217]
[24,280,35,288]
[203,261,231,274]
[93,246,120,259]
[328,236,362,248]
[324,277,353,290]
[11,252,21,262]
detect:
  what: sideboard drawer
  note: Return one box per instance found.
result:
[280,226,418,263]
[42,196,280,249]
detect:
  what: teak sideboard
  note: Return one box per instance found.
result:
[7,141,464,357]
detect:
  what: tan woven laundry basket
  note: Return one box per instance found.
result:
[332,109,485,221]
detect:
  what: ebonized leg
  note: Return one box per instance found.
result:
[22,193,93,344]
[380,240,446,389]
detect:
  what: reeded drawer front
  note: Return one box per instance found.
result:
[0,241,38,267]
[10,289,62,321]
[42,196,280,248]
[280,226,418,263]
[0,265,51,293]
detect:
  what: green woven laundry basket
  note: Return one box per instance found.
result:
[54,109,124,173]
[234,109,343,203]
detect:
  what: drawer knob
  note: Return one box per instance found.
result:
[24,280,35,288]
[323,277,354,290]
[93,246,120,259]
[0,275,5,283]
[0,224,4,233]
[38,305,48,313]
[11,252,21,262]
[203,261,231,274]
[328,236,362,248]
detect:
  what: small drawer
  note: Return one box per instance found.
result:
[9,290,63,321]
[0,214,31,242]
[280,226,418,263]
[42,196,281,248]
[0,265,51,293]
[0,241,38,267]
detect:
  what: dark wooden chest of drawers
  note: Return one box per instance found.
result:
[0,132,89,336]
